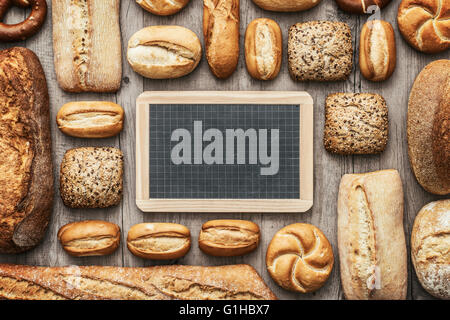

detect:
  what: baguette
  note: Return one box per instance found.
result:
[0,47,53,254]
[338,169,407,300]
[203,0,239,79]
[0,264,277,300]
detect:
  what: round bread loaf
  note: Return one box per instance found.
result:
[136,0,190,16]
[407,60,450,195]
[252,0,321,12]
[411,200,450,299]
[266,223,334,293]
[397,0,450,53]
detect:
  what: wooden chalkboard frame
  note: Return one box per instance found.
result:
[136,91,313,213]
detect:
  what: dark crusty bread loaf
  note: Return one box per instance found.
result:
[407,59,450,195]
[288,21,353,81]
[0,264,277,300]
[0,47,53,254]
[432,78,449,183]
[60,147,123,208]
[323,93,388,155]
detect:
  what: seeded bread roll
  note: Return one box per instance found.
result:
[323,93,388,155]
[60,147,123,208]
[288,21,353,81]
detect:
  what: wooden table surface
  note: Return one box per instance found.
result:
[0,0,448,300]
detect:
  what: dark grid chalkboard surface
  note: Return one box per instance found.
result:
[149,104,300,199]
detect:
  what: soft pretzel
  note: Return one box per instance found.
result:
[397,0,450,53]
[335,0,391,13]
[0,0,47,42]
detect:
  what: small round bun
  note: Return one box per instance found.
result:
[136,0,190,16]
[411,200,450,299]
[266,223,334,293]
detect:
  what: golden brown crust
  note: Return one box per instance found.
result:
[407,60,450,195]
[335,0,391,14]
[359,20,396,82]
[127,223,191,260]
[432,79,450,181]
[0,264,277,300]
[338,169,407,300]
[136,0,190,15]
[203,0,239,79]
[57,101,124,138]
[397,0,450,53]
[0,47,53,254]
[245,18,282,80]
[411,200,450,300]
[199,220,260,257]
[266,223,334,293]
[58,220,120,257]
[252,0,321,12]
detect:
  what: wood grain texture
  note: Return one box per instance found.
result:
[0,0,447,300]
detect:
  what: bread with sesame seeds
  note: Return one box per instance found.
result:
[59,147,123,208]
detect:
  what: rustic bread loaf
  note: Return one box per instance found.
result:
[407,60,450,195]
[57,101,124,138]
[245,18,282,80]
[136,0,190,15]
[288,21,353,81]
[0,47,53,254]
[199,220,260,256]
[411,200,449,300]
[52,0,122,92]
[0,264,277,300]
[359,20,396,82]
[397,0,450,53]
[127,223,191,259]
[266,223,334,293]
[127,25,202,79]
[252,0,321,12]
[60,147,123,208]
[58,220,120,257]
[203,0,240,79]
[335,0,391,14]
[338,169,407,300]
[323,93,388,155]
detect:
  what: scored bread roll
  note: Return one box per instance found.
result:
[127,223,191,260]
[411,200,450,300]
[203,0,240,79]
[338,169,407,300]
[57,101,124,138]
[127,25,202,79]
[57,220,120,257]
[252,0,321,12]
[408,60,450,195]
[245,18,282,80]
[0,264,277,300]
[136,0,190,15]
[359,20,396,82]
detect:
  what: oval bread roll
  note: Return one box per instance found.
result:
[127,26,202,79]
[57,220,120,257]
[136,0,190,16]
[127,223,191,260]
[57,101,124,138]
[245,18,282,80]
[411,200,450,300]
[252,0,321,12]
[199,220,260,257]
[359,20,396,82]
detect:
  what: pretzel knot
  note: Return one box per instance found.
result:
[266,223,334,293]
[0,0,47,42]
[335,0,391,14]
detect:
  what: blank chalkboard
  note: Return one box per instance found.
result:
[136,91,313,213]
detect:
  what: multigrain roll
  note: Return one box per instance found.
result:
[57,101,124,138]
[245,18,282,80]
[407,60,450,195]
[58,220,120,257]
[252,0,321,12]
[359,20,396,82]
[127,223,191,260]
[411,200,450,300]
[127,26,202,79]
[338,169,407,300]
[203,0,240,79]
[136,0,190,15]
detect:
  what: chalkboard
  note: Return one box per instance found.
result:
[136,91,313,213]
